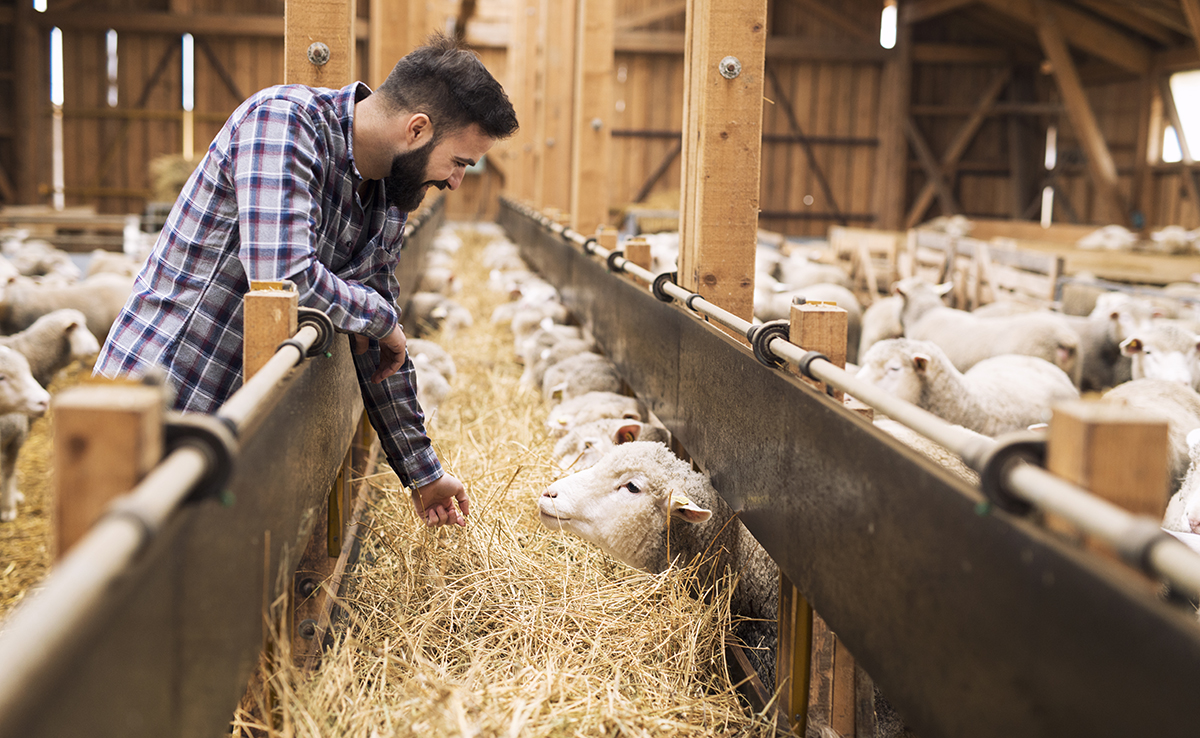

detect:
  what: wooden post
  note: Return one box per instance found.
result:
[1047,400,1170,520]
[788,299,848,401]
[596,225,618,253]
[369,0,428,89]
[623,236,651,284]
[677,0,766,323]
[872,2,911,230]
[534,0,577,212]
[243,280,299,379]
[284,0,356,86]
[570,0,615,234]
[13,0,41,203]
[53,382,164,557]
[777,574,813,734]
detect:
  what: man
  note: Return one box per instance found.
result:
[95,34,518,528]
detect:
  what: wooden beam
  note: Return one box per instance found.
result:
[31,9,371,39]
[677,0,766,323]
[977,0,1152,75]
[615,32,892,62]
[614,0,685,31]
[908,0,975,23]
[1034,0,1129,224]
[570,0,615,234]
[905,117,961,218]
[1182,0,1200,60]
[786,0,876,44]
[906,67,1011,228]
[12,0,39,204]
[912,43,1010,64]
[873,4,911,230]
[1073,0,1177,46]
[633,139,682,203]
[534,0,576,212]
[766,64,847,225]
[369,0,427,89]
[285,0,356,86]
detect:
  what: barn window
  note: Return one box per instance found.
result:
[1163,70,1200,163]
[880,0,897,50]
[106,30,119,108]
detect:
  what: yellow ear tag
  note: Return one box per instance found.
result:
[670,493,693,511]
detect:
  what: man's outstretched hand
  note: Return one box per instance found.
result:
[353,324,408,383]
[411,473,469,528]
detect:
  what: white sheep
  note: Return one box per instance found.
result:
[412,352,451,421]
[405,292,473,338]
[1102,378,1200,494]
[775,254,853,290]
[0,347,53,522]
[895,277,1081,383]
[1164,428,1200,533]
[552,418,670,471]
[416,266,460,296]
[873,417,981,485]
[1120,322,1200,389]
[541,352,623,404]
[516,323,583,367]
[545,391,647,439]
[0,309,101,389]
[858,295,905,361]
[0,272,133,340]
[85,249,142,278]
[510,303,570,344]
[519,337,596,391]
[1076,224,1138,251]
[3,238,81,281]
[539,441,778,682]
[406,338,455,382]
[856,338,1079,436]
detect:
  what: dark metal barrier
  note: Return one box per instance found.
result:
[0,197,444,738]
[499,198,1200,738]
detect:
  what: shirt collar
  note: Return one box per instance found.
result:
[344,81,373,183]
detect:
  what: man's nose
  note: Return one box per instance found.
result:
[447,169,465,190]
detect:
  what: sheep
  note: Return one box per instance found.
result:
[416,266,460,296]
[85,249,142,278]
[519,337,596,391]
[0,272,133,341]
[856,338,1079,437]
[516,323,583,367]
[1120,322,1200,389]
[775,255,853,290]
[510,303,570,344]
[541,352,623,404]
[0,309,100,388]
[412,352,451,421]
[872,417,981,485]
[551,418,670,471]
[3,238,81,281]
[0,347,53,522]
[406,338,455,382]
[895,277,1081,383]
[1164,428,1200,534]
[546,391,647,438]
[405,292,472,338]
[1102,378,1200,495]
[1077,224,1138,251]
[539,441,778,685]
[858,295,905,361]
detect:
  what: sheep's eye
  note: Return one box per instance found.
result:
[625,482,641,494]
[583,441,594,449]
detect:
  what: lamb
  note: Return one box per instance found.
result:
[1120,322,1200,390]
[552,418,670,471]
[775,254,853,290]
[0,309,101,388]
[542,352,623,404]
[539,441,778,684]
[85,249,142,278]
[545,391,647,438]
[0,272,134,340]
[894,277,1081,383]
[405,292,473,338]
[4,238,81,281]
[1102,378,1200,495]
[510,303,570,344]
[1163,428,1200,534]
[0,347,54,522]
[516,323,583,367]
[856,338,1079,437]
[872,417,981,485]
[412,352,451,421]
[407,338,456,382]
[416,266,460,296]
[519,337,596,391]
[858,295,905,361]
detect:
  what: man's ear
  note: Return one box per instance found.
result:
[406,113,432,146]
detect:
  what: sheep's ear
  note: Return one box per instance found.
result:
[669,492,712,524]
[548,381,568,402]
[614,423,641,444]
[1188,428,1200,455]
[933,281,953,296]
[911,353,930,372]
[1120,337,1144,356]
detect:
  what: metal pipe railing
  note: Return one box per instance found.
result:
[507,198,1200,603]
[217,323,319,435]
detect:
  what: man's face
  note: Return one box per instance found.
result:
[383,123,495,212]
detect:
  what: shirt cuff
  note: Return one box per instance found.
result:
[363,301,399,341]
[388,445,443,490]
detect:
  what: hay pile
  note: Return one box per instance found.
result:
[233,223,777,737]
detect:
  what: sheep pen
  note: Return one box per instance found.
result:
[209,223,775,736]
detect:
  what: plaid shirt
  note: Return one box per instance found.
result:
[95,82,442,489]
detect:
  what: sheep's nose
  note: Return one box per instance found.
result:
[542,487,557,498]
[1189,515,1200,534]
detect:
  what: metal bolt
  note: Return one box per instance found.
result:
[307,42,331,67]
[297,577,318,598]
[719,55,742,79]
[546,137,556,148]
[591,117,603,131]
[298,619,318,640]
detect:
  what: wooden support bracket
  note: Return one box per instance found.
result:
[776,574,813,733]
[623,236,651,285]
[788,300,848,401]
[52,381,164,557]
[243,280,299,379]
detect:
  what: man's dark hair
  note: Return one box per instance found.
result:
[376,33,519,141]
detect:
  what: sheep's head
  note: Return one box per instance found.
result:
[0,347,49,417]
[539,441,711,571]
[1119,325,1198,387]
[60,309,101,360]
[856,338,936,405]
[1175,429,1200,533]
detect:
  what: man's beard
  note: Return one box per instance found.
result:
[383,140,449,212]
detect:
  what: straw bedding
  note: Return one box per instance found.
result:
[233,223,778,736]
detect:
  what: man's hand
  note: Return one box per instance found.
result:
[411,473,469,527]
[354,324,408,383]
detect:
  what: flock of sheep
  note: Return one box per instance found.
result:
[0,232,140,523]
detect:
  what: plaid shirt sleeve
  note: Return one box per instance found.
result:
[227,98,399,340]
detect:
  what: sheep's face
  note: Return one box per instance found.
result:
[64,312,101,360]
[856,339,927,405]
[539,442,712,571]
[0,348,48,417]
[1121,336,1196,387]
